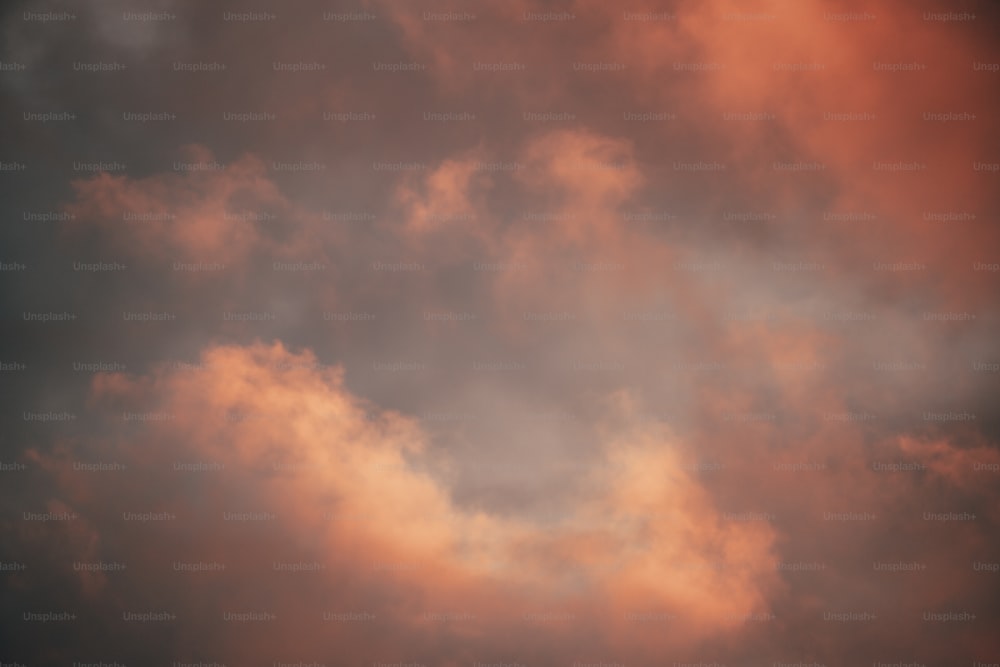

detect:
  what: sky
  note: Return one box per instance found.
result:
[1,0,999,665]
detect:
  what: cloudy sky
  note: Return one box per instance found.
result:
[2,0,999,665]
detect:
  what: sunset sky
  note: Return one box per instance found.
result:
[2,0,999,665]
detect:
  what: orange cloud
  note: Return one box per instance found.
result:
[65,145,323,267]
[21,341,783,659]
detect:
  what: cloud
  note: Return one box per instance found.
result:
[65,144,320,266]
[8,341,785,661]
[2,0,999,663]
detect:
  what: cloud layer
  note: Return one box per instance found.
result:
[1,0,999,664]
